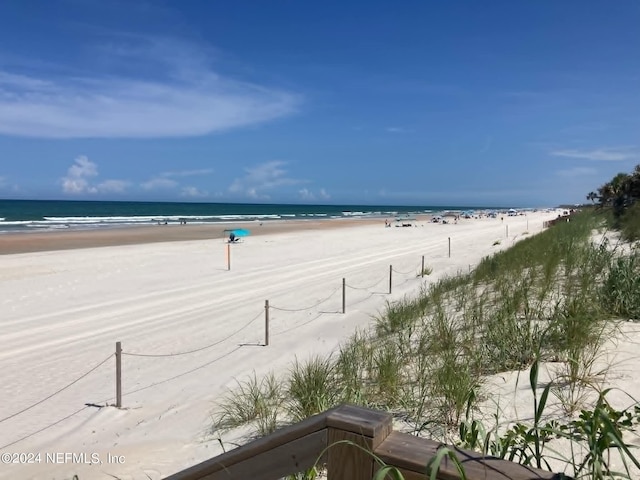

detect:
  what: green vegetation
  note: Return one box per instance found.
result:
[589,164,640,241]
[418,265,433,276]
[212,210,640,479]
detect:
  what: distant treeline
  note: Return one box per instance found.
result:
[587,164,640,240]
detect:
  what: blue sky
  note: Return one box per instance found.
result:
[0,1,638,207]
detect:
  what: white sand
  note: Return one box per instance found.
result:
[4,211,635,480]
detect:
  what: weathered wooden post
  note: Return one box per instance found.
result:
[326,405,393,480]
[264,300,270,346]
[388,265,392,294]
[227,243,231,270]
[421,255,425,278]
[342,278,346,314]
[115,341,122,408]
[448,237,451,257]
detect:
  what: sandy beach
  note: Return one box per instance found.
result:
[3,210,637,479]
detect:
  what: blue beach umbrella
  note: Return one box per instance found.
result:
[231,229,251,237]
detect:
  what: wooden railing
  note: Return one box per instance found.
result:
[165,404,562,480]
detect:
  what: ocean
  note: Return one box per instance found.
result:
[0,199,500,234]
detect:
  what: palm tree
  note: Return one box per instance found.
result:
[586,191,598,204]
[608,173,631,218]
[628,164,640,202]
[597,182,613,206]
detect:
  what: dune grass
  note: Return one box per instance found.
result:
[212,210,640,479]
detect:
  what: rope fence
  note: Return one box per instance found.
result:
[0,354,112,425]
[269,284,342,312]
[122,309,264,358]
[118,346,244,399]
[345,273,388,291]
[0,405,91,450]
[270,312,325,338]
[392,261,424,276]
[5,234,486,448]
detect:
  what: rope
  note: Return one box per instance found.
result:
[271,312,324,337]
[120,346,243,397]
[392,264,421,276]
[346,273,388,291]
[347,291,378,307]
[0,406,90,450]
[122,310,263,358]
[0,354,112,424]
[394,276,414,288]
[270,285,342,312]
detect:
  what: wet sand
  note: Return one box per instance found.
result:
[0,218,388,255]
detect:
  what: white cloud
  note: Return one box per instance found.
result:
[161,168,214,178]
[229,160,305,198]
[0,37,299,138]
[97,179,130,193]
[61,156,130,195]
[181,186,208,198]
[298,188,330,201]
[386,126,413,134]
[62,156,99,194]
[69,156,98,179]
[245,187,268,200]
[551,148,638,161]
[298,188,314,200]
[556,167,598,177]
[140,178,179,190]
[140,168,214,193]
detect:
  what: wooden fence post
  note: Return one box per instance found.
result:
[421,255,425,278]
[264,300,269,346]
[326,405,393,480]
[448,237,451,257]
[388,265,392,294]
[227,243,231,271]
[115,341,122,408]
[342,278,346,314]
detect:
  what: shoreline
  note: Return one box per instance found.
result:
[0,217,400,255]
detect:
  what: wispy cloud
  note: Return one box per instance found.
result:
[61,156,130,194]
[140,167,213,192]
[97,179,130,193]
[229,160,306,198]
[386,126,413,134]
[556,167,598,177]
[140,177,178,190]
[0,36,299,138]
[181,186,209,198]
[551,147,638,161]
[298,188,330,201]
[160,168,214,178]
